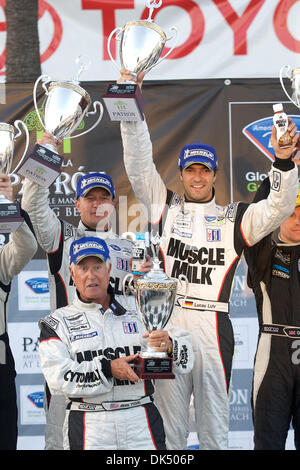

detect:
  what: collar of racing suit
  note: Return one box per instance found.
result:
[74,284,127,317]
[78,219,114,237]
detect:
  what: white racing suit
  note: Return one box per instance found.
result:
[0,210,37,449]
[22,178,134,449]
[38,289,193,450]
[120,119,299,450]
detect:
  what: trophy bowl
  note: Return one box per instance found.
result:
[134,272,177,349]
[119,20,167,77]
[33,74,103,147]
[43,81,92,141]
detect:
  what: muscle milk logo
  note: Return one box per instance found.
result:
[242,115,300,162]
[25,277,49,294]
[167,238,225,285]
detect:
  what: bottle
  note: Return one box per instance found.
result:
[273,103,292,148]
[131,232,146,275]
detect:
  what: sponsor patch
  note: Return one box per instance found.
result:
[64,312,91,333]
[171,226,193,239]
[206,228,221,242]
[123,321,139,334]
[272,263,290,279]
[275,249,290,265]
[204,216,225,226]
[109,244,121,252]
[70,331,98,342]
[116,257,130,272]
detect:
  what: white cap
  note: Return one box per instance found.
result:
[273,103,283,113]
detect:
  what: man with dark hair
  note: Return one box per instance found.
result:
[118,69,299,449]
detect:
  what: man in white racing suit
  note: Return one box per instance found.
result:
[0,173,37,449]
[118,70,299,450]
[21,134,143,449]
[38,236,193,450]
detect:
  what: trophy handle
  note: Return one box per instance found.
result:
[68,101,104,140]
[107,27,123,72]
[33,74,51,132]
[122,273,136,311]
[10,120,30,175]
[178,274,189,300]
[279,65,296,106]
[144,26,178,74]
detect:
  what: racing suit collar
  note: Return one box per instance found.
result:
[73,285,127,317]
[78,219,115,238]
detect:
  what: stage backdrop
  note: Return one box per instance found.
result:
[3,78,299,450]
[0,0,300,81]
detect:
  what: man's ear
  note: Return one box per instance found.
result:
[75,198,81,214]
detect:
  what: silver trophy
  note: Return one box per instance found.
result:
[0,120,29,232]
[279,65,300,109]
[279,65,300,159]
[108,0,177,79]
[123,233,188,379]
[33,74,103,150]
[103,0,177,121]
[23,62,104,187]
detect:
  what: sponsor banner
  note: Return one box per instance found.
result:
[18,271,50,311]
[7,322,41,374]
[0,1,299,80]
[229,369,253,432]
[232,317,259,370]
[229,257,257,318]
[20,385,46,426]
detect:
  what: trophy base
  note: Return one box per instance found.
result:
[0,201,23,233]
[102,83,144,122]
[134,355,175,380]
[17,144,63,188]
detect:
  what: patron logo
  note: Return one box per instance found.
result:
[242,115,300,162]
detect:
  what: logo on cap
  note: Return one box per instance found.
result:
[69,237,110,265]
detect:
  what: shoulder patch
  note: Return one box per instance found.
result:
[40,314,59,330]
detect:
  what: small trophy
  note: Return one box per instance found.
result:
[0,121,29,233]
[123,233,188,379]
[18,59,104,188]
[280,65,300,109]
[279,65,300,159]
[102,0,177,122]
